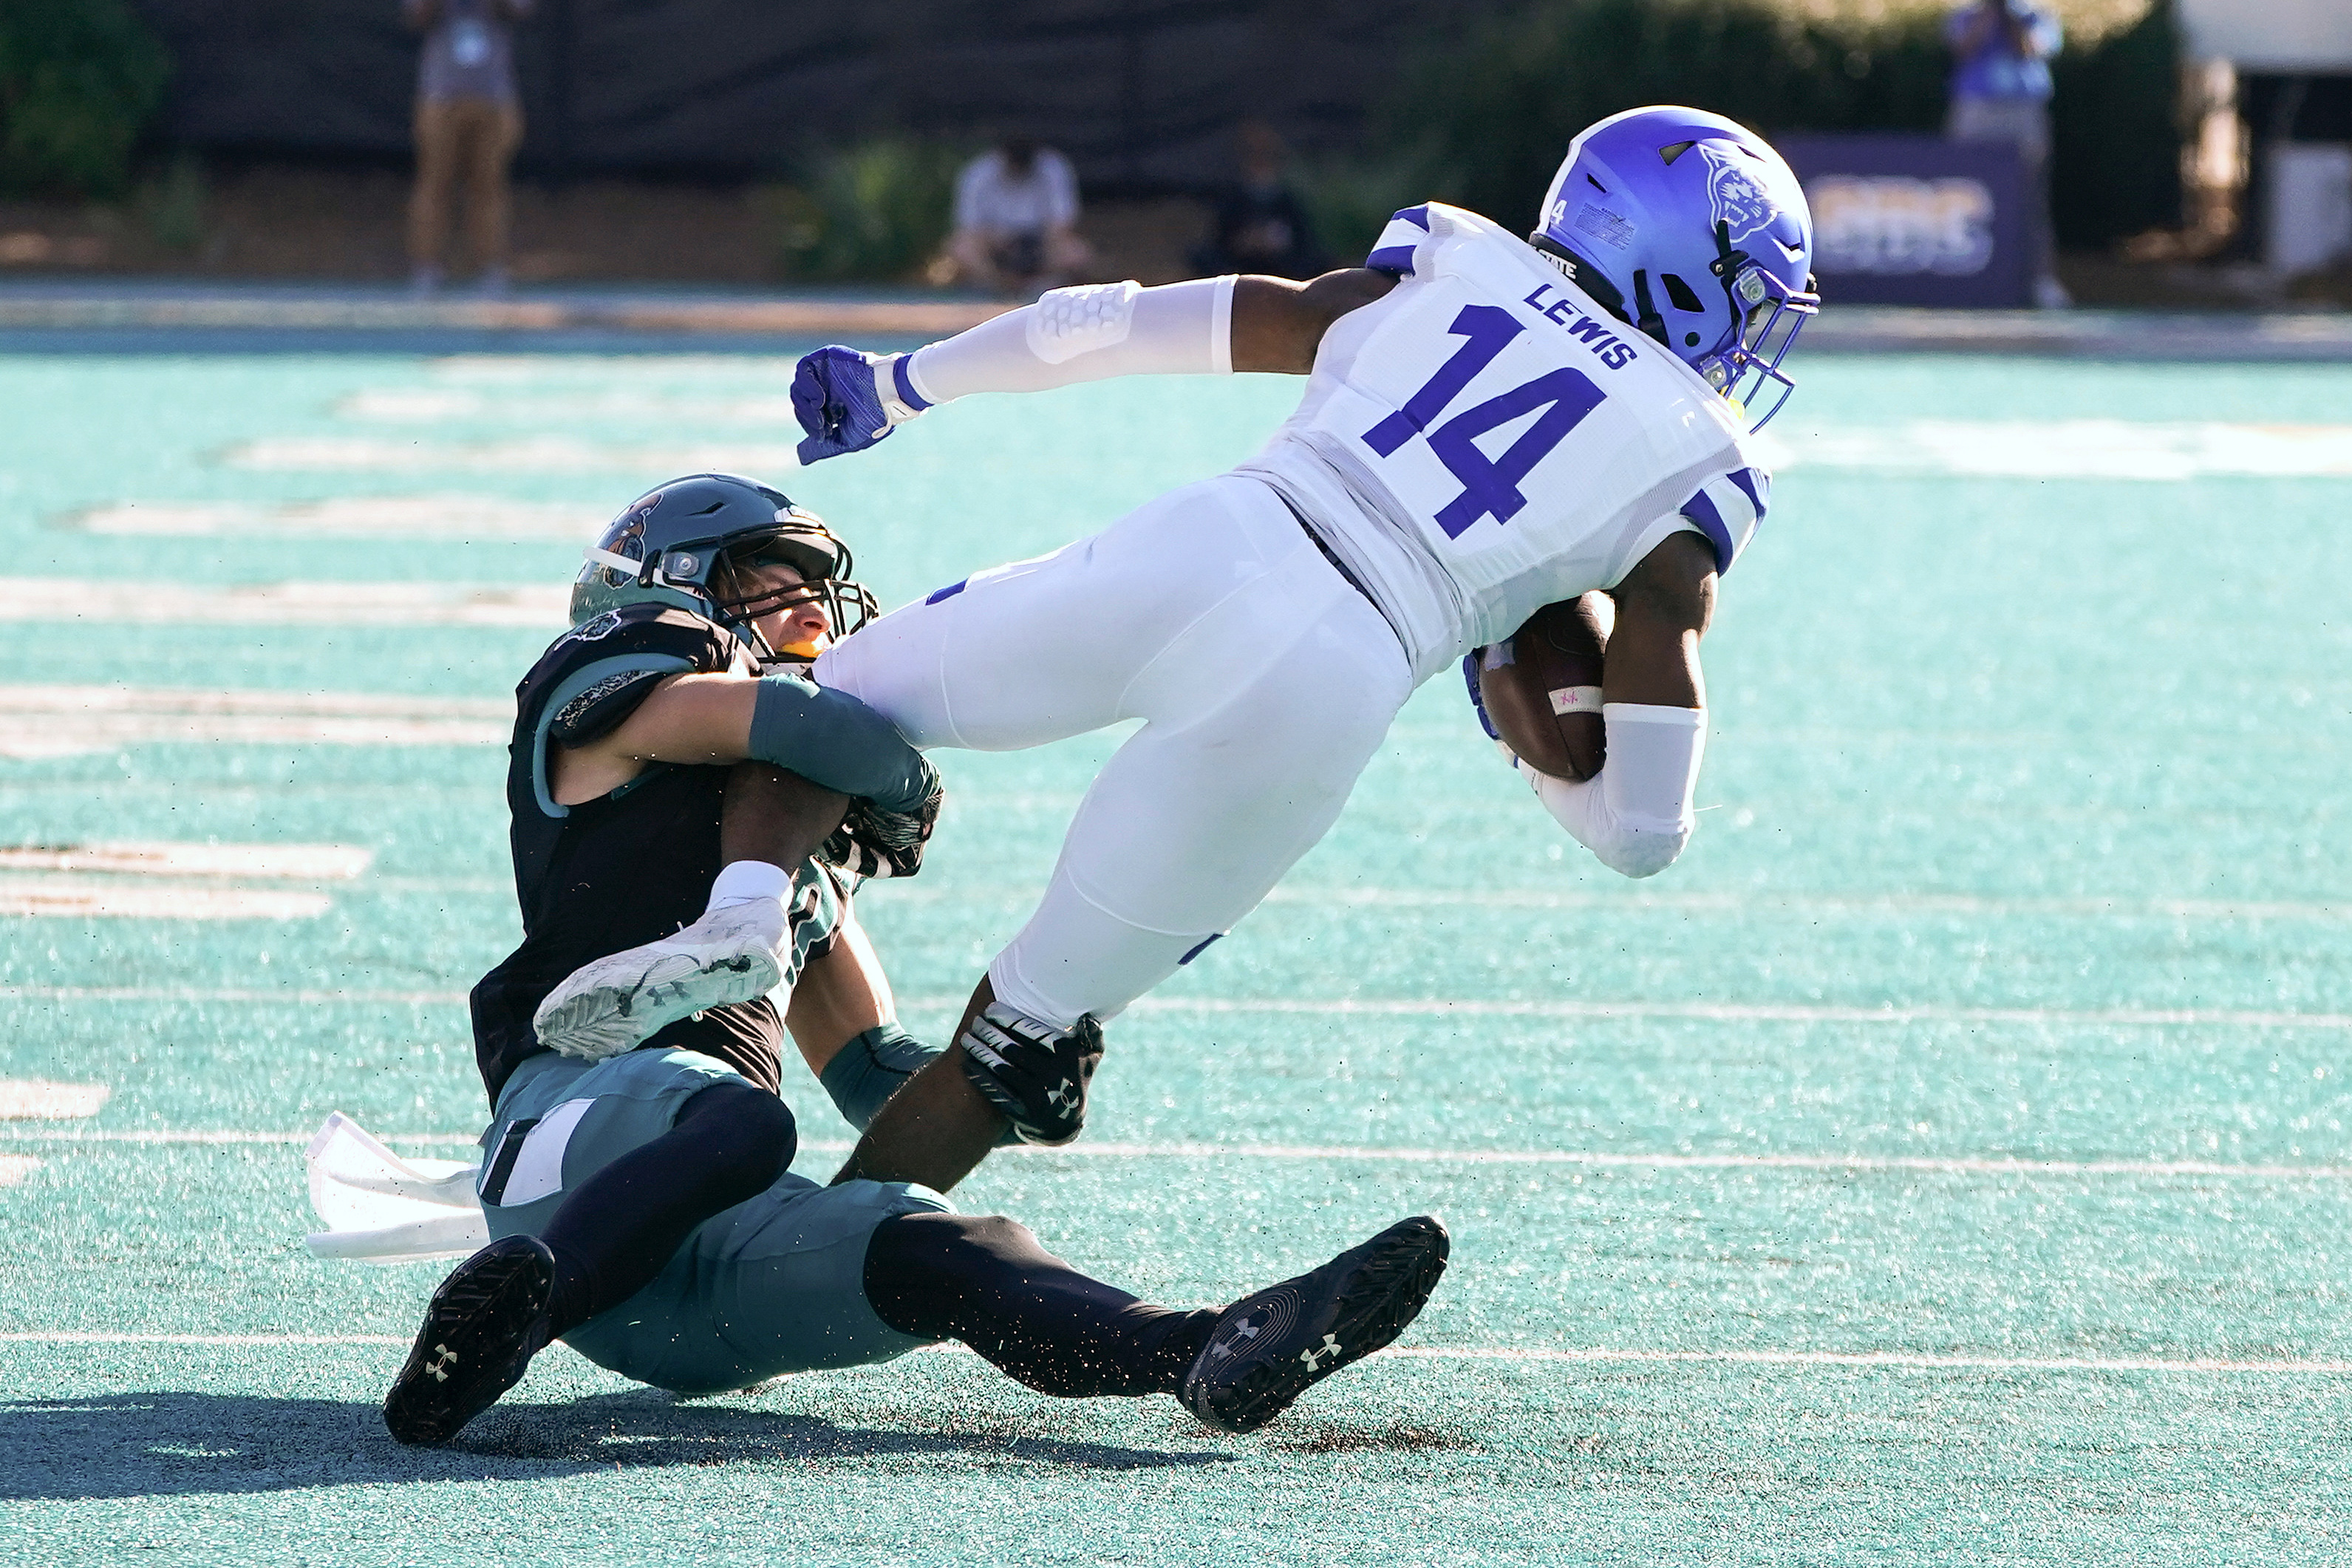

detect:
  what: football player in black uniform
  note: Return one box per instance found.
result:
[384,473,1449,1446]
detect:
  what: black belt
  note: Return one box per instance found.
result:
[1261,483,1408,655]
[1269,488,1376,605]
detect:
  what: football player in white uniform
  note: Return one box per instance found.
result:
[537,105,1818,1194]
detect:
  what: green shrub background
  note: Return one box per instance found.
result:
[0,0,171,197]
[764,140,967,284]
[1345,0,2178,256]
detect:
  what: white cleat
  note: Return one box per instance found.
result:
[531,902,787,1061]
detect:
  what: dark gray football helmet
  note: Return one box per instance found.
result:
[571,472,879,663]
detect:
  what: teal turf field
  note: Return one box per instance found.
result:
[1,344,2348,1565]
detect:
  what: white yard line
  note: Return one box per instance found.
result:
[0,582,568,627]
[65,497,605,541]
[1,1332,2345,1377]
[1265,887,2352,923]
[335,389,803,423]
[0,841,372,920]
[4,1128,2347,1183]
[0,842,372,879]
[0,1080,109,1119]
[0,1156,39,1187]
[0,1332,407,1346]
[0,686,508,755]
[233,420,2352,482]
[2,986,2345,1032]
[1750,419,2352,480]
[1377,1346,2352,1376]
[1122,997,2352,1031]
[0,882,331,919]
[0,986,471,1003]
[225,436,807,474]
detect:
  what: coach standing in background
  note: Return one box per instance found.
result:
[405,0,532,296]
[1944,0,2068,308]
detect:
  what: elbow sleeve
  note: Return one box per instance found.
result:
[1527,703,1705,879]
[747,675,936,816]
[904,276,1235,403]
[818,1024,944,1131]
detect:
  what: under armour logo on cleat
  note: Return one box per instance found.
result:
[424,1343,458,1383]
[1298,1334,1342,1371]
[1046,1078,1077,1111]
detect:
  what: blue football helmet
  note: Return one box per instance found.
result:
[572,473,879,664]
[1532,106,1818,428]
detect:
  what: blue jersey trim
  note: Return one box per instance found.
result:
[1462,652,1500,740]
[1725,466,1767,515]
[1392,205,1432,231]
[1366,244,1417,276]
[892,355,933,412]
[1679,489,1736,574]
[925,579,967,605]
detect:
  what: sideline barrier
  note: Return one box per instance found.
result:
[1781,134,2030,309]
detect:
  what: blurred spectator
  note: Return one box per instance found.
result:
[406,0,532,296]
[941,137,1094,297]
[1191,122,1328,279]
[1943,0,2068,308]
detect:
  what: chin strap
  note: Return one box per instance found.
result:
[1630,270,1667,347]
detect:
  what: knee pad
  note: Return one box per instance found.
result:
[957,1004,1104,1148]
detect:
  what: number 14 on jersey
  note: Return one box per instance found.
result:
[1361,304,1609,539]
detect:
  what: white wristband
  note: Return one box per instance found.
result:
[907,275,1237,403]
[1524,703,1705,879]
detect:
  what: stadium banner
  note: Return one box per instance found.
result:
[1777,135,2030,309]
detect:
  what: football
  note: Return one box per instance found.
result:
[1474,593,1611,781]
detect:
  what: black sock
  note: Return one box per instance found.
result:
[862,1212,1218,1398]
[536,1080,795,1335]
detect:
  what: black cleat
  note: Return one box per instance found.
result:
[1182,1214,1450,1435]
[384,1234,556,1446]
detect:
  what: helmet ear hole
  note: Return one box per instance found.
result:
[1660,273,1705,313]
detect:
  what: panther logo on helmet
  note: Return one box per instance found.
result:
[1700,143,1779,245]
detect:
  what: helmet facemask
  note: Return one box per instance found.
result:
[1692,222,1819,430]
[709,528,881,667]
[573,485,879,668]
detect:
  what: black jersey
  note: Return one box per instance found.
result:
[469,605,840,1106]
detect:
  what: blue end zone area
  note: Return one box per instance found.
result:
[1,310,2349,1564]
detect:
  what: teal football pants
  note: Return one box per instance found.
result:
[479,1047,951,1395]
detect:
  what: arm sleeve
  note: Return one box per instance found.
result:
[747,673,938,816]
[901,275,1235,404]
[1524,703,1705,879]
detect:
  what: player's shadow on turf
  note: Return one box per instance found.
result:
[0,1391,1233,1498]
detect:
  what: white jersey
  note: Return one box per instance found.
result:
[1234,201,1771,683]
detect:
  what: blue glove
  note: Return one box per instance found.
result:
[792,345,895,465]
[1462,649,1501,741]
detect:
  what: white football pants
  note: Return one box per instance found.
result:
[814,475,1411,1029]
